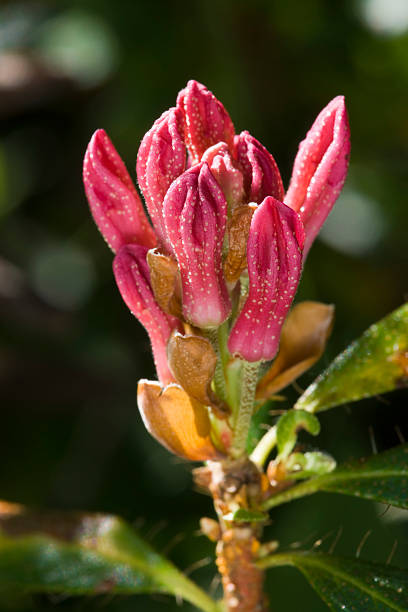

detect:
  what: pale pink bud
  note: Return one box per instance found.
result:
[285,96,350,255]
[235,131,284,204]
[228,197,304,362]
[136,107,186,251]
[177,80,235,164]
[202,142,244,208]
[83,129,156,252]
[113,244,181,384]
[163,163,231,328]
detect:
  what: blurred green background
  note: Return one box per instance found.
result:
[0,0,407,610]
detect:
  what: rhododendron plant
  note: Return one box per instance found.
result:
[2,81,406,612]
[83,80,350,464]
[80,81,408,611]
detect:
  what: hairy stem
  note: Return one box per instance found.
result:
[216,527,267,612]
[231,361,260,458]
[195,459,268,612]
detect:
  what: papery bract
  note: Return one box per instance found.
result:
[236,131,284,204]
[113,244,181,384]
[146,248,182,317]
[228,197,304,362]
[177,80,235,164]
[137,380,221,461]
[83,129,156,252]
[223,203,256,283]
[167,332,218,408]
[285,96,350,255]
[256,301,335,399]
[202,142,244,209]
[136,107,186,251]
[163,162,231,328]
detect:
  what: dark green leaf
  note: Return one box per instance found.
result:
[0,503,218,612]
[263,444,408,510]
[295,303,408,413]
[259,551,408,611]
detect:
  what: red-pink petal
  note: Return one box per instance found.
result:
[235,131,284,204]
[228,197,304,362]
[163,163,231,328]
[177,80,235,164]
[136,107,186,251]
[113,244,181,384]
[83,130,156,253]
[202,142,244,209]
[285,96,350,255]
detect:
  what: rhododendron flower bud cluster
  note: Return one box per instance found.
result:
[83,80,350,461]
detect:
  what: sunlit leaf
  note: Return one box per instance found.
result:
[276,409,320,460]
[284,451,336,479]
[0,503,217,612]
[263,444,408,510]
[295,303,408,413]
[259,551,408,611]
[224,509,268,523]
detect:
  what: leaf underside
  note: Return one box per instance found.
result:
[0,505,217,612]
[0,533,159,594]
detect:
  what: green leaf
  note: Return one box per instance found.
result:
[285,451,336,479]
[224,508,268,523]
[276,409,320,459]
[263,444,408,511]
[259,551,408,611]
[0,504,218,612]
[295,303,408,413]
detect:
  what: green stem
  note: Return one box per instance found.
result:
[230,360,260,458]
[250,425,277,467]
[261,475,326,511]
[206,326,228,403]
[256,552,296,570]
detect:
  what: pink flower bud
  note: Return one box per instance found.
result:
[202,142,244,209]
[113,244,181,384]
[83,129,156,252]
[235,131,284,204]
[285,96,350,255]
[228,197,304,362]
[163,163,231,328]
[136,107,186,251]
[177,80,235,164]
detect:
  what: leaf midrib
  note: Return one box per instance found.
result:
[322,468,407,487]
[262,466,408,510]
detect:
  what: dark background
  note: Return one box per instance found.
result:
[0,0,407,610]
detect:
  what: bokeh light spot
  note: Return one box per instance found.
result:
[35,10,119,86]
[30,243,95,310]
[318,189,386,256]
[359,0,408,36]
